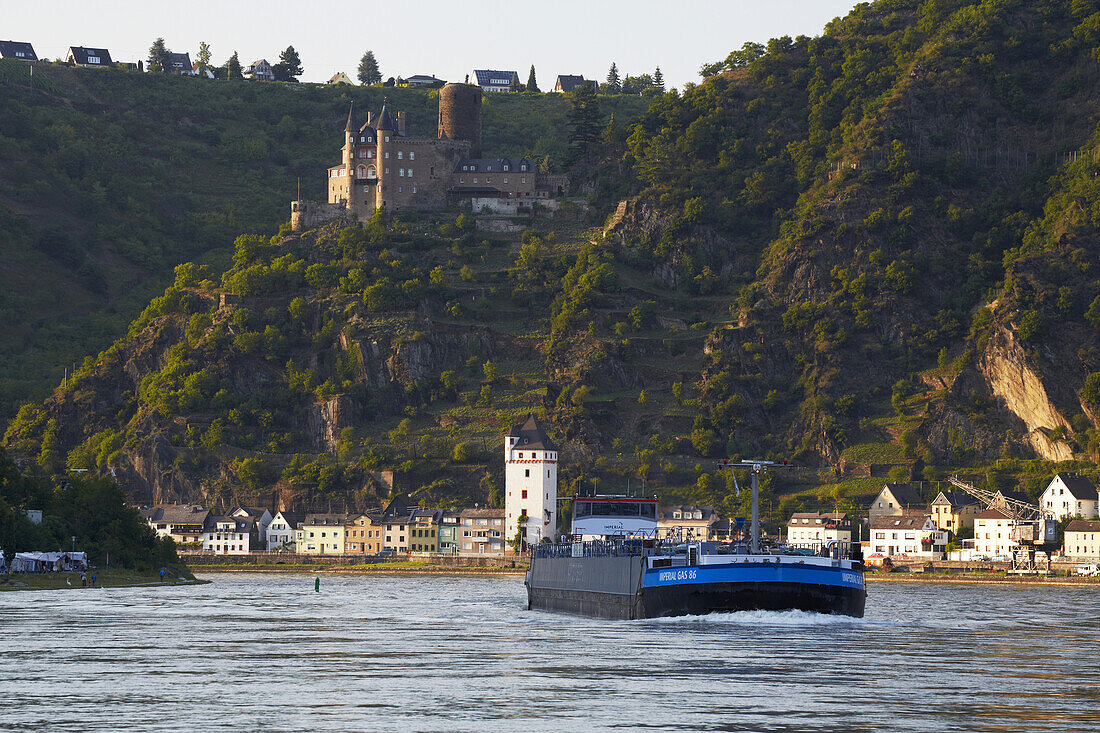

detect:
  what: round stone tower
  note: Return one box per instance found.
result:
[438,83,482,158]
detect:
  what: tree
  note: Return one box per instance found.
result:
[566,81,602,163]
[605,62,621,93]
[653,66,665,92]
[226,51,242,80]
[526,64,539,93]
[147,38,170,74]
[273,45,302,82]
[196,41,212,76]
[357,50,381,85]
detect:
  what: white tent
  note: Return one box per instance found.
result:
[11,552,46,572]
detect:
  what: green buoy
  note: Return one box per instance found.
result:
[315,576,320,592]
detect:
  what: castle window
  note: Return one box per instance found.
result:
[412,186,417,193]
[358,150,366,158]
[368,150,374,158]
[385,152,390,159]
[486,177,491,183]
[409,152,415,160]
[385,136,390,142]
[525,469,530,477]
[385,167,389,174]
[407,169,413,177]
[503,178,508,184]
[368,136,373,142]
[521,165,528,171]
[398,151,403,159]
[398,186,403,193]
[487,165,492,171]
[473,177,478,183]
[399,169,405,177]
[522,490,528,499]
[521,177,526,183]
[459,177,464,183]
[503,165,509,171]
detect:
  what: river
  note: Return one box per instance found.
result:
[0,573,1097,732]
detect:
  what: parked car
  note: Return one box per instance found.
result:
[1075,563,1100,576]
[865,555,894,571]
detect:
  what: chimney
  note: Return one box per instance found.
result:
[366,111,373,126]
[397,111,407,136]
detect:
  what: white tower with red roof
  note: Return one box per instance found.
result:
[504,413,558,548]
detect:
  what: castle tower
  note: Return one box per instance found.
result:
[343,103,356,168]
[438,83,482,158]
[504,413,558,549]
[374,103,397,210]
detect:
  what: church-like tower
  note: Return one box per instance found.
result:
[504,413,558,549]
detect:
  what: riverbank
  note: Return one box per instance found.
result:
[866,572,1100,587]
[190,561,526,576]
[0,568,206,591]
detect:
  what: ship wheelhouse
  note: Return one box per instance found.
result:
[571,496,658,539]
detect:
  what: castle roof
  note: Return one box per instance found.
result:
[507,413,557,451]
[345,103,356,132]
[375,105,396,132]
[454,158,535,173]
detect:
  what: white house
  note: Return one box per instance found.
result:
[974,507,1017,559]
[201,515,259,555]
[1039,473,1098,521]
[504,413,558,548]
[267,511,303,551]
[472,69,518,93]
[67,46,113,68]
[869,515,947,559]
[140,504,209,547]
[1063,520,1100,560]
[786,512,851,547]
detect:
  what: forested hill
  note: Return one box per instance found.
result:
[8,0,1100,525]
[0,61,647,417]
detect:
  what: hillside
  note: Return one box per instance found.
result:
[0,60,648,417]
[8,0,1100,530]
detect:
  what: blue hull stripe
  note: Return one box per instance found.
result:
[644,563,864,590]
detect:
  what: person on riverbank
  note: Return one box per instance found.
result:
[91,575,96,587]
[80,572,86,587]
[160,569,165,582]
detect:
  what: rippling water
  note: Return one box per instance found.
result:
[1,574,1098,732]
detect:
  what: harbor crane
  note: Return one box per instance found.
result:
[946,476,1058,574]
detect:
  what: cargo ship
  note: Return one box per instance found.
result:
[525,460,866,619]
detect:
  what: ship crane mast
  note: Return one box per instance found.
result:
[719,459,795,554]
[946,476,1056,574]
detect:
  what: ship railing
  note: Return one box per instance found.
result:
[531,538,863,561]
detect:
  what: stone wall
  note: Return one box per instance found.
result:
[290,200,350,232]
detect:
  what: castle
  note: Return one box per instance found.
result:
[292,83,568,231]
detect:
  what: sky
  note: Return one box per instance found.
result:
[6,1,861,88]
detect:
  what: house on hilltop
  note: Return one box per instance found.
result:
[67,46,113,68]
[167,52,193,75]
[326,71,354,85]
[472,69,519,92]
[0,41,37,61]
[243,59,274,81]
[404,74,446,87]
[553,75,596,93]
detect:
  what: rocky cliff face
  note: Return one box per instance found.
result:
[978,324,1074,461]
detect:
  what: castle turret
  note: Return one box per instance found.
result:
[504,413,558,549]
[438,83,482,157]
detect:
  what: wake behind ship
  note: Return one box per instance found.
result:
[525,461,866,620]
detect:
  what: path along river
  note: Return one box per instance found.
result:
[1,573,1098,732]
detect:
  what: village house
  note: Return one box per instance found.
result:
[974,507,1017,559]
[298,514,351,555]
[552,75,596,93]
[657,506,720,541]
[456,508,506,556]
[140,504,209,547]
[232,507,273,544]
[409,510,443,553]
[868,483,926,522]
[786,512,852,547]
[439,511,460,554]
[326,71,354,85]
[1039,473,1098,520]
[1063,520,1100,560]
[345,513,384,554]
[267,511,303,551]
[67,46,113,68]
[472,69,519,92]
[869,515,947,559]
[929,490,980,533]
[202,515,259,555]
[192,62,215,79]
[243,59,274,81]
[0,41,38,61]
